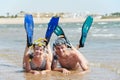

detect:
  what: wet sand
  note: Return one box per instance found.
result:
[0,52,86,80]
[0,52,120,80]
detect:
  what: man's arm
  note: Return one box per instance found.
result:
[72,45,88,64]
[77,52,89,71]
[71,45,89,71]
[52,59,70,74]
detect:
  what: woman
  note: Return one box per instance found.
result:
[23,38,52,75]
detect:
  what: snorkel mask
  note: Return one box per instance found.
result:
[53,37,67,47]
[32,38,47,48]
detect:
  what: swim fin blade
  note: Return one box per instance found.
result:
[24,14,34,47]
[45,16,59,45]
[79,16,93,48]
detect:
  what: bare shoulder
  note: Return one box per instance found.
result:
[69,50,79,58]
[25,53,31,59]
[70,49,79,55]
[71,49,88,61]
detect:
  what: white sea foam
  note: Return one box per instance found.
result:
[92,33,114,37]
[98,22,108,25]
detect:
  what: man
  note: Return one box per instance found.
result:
[52,37,89,74]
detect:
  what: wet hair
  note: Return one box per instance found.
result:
[53,37,67,47]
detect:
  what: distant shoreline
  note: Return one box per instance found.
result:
[0,18,120,24]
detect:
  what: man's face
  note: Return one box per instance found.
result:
[54,44,67,56]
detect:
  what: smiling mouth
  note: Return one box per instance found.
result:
[34,52,41,56]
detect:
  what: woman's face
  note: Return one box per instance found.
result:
[34,45,44,57]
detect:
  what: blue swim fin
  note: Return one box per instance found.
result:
[54,26,71,48]
[79,16,93,48]
[45,16,59,45]
[24,14,34,47]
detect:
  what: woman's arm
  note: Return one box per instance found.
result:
[24,54,41,75]
[24,54,31,72]
[46,54,52,70]
[44,44,53,70]
[46,44,53,61]
[39,54,52,74]
[41,44,53,74]
[23,45,29,68]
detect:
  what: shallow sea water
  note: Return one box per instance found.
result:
[0,21,120,80]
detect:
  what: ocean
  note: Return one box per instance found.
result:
[0,21,120,80]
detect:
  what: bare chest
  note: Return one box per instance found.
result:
[58,56,78,69]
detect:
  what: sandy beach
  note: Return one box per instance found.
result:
[0,17,120,24]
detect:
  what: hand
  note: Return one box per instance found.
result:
[40,71,46,75]
[77,69,90,75]
[31,71,40,75]
[62,68,71,75]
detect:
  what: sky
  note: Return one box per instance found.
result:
[0,0,120,16]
